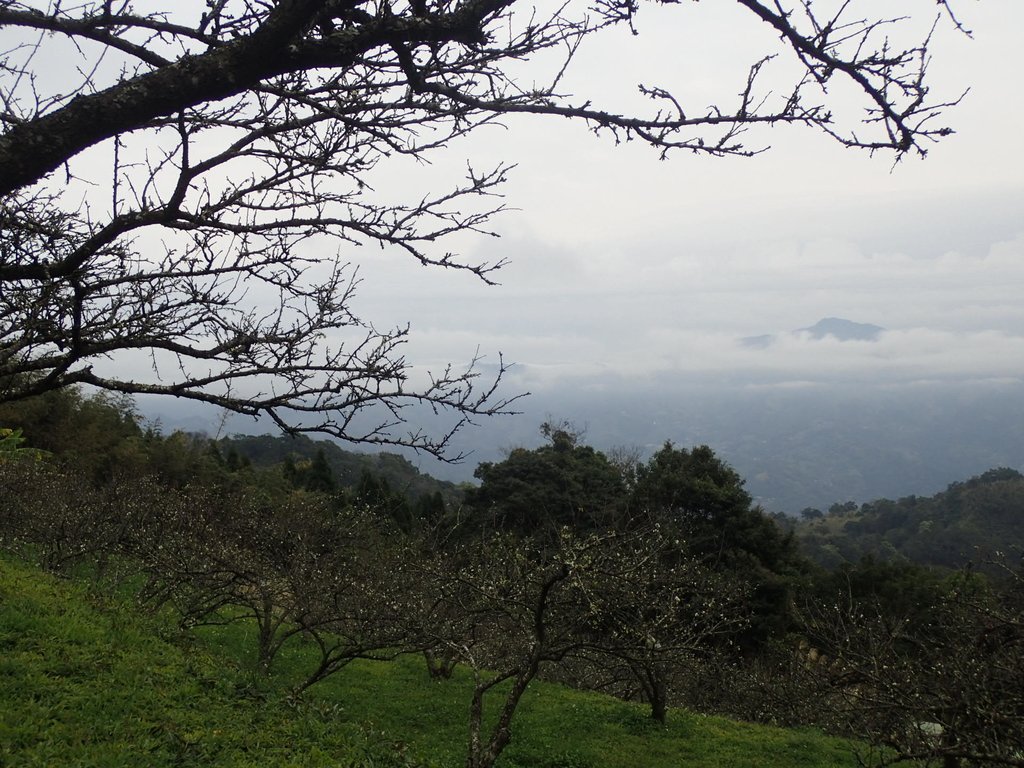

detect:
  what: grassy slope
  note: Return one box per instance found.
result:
[0,555,859,768]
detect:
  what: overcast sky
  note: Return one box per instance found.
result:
[343,1,1024,396]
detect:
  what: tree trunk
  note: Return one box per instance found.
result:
[650,674,668,725]
[424,649,458,680]
[256,594,276,673]
[465,665,536,768]
[941,725,959,768]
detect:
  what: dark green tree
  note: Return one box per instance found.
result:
[415,491,447,525]
[0,386,141,481]
[224,446,250,473]
[631,443,791,567]
[465,423,627,536]
[630,443,801,648]
[282,451,337,494]
[304,448,337,494]
[356,469,414,531]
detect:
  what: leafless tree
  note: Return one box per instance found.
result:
[0,0,966,454]
[0,460,152,571]
[800,566,1024,768]
[414,529,595,768]
[129,487,346,673]
[285,513,428,695]
[411,523,750,766]
[572,533,750,723]
[129,485,420,687]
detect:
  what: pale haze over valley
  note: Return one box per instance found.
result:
[140,2,1024,513]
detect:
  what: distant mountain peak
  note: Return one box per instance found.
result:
[740,317,885,348]
[798,317,885,341]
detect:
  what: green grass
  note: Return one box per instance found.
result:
[0,554,861,767]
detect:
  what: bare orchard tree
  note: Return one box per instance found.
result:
[128,483,420,687]
[573,532,750,724]
[411,524,750,767]
[416,529,599,768]
[0,459,155,573]
[801,566,1024,768]
[1,0,966,452]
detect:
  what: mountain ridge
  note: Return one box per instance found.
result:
[741,317,885,348]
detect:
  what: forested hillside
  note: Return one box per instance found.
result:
[218,433,461,503]
[794,468,1024,569]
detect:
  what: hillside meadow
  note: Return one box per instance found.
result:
[0,553,861,768]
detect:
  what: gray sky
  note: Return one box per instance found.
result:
[347,1,1024,395]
